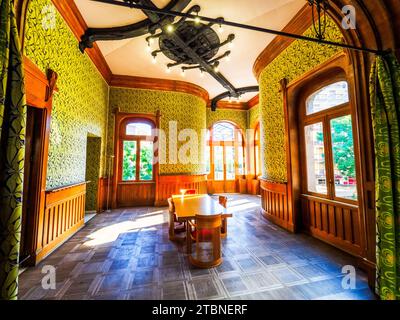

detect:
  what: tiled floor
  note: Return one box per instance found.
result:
[19,194,376,300]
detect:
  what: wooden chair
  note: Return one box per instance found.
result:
[167,197,185,242]
[184,189,196,195]
[188,214,222,268]
[218,196,228,238]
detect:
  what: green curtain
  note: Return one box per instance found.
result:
[0,0,26,300]
[370,52,400,300]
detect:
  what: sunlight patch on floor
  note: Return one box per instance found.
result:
[84,214,166,247]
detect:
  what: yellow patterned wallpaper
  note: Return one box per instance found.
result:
[259,18,343,182]
[24,0,109,189]
[248,104,260,129]
[206,108,248,131]
[109,87,207,174]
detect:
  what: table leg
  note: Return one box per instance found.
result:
[186,220,192,254]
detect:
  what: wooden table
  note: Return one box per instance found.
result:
[171,194,233,253]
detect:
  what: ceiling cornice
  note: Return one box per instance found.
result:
[110,75,210,103]
[247,94,259,109]
[253,4,312,80]
[206,100,248,111]
[51,0,112,83]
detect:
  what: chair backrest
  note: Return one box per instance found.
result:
[195,214,222,230]
[185,189,196,195]
[167,197,175,213]
[218,196,228,208]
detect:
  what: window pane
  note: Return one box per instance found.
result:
[226,146,235,180]
[212,122,235,141]
[205,145,210,174]
[139,141,153,181]
[306,81,349,115]
[305,123,327,194]
[331,115,358,200]
[126,122,152,136]
[214,146,224,181]
[122,141,137,181]
[238,146,244,175]
[256,146,261,176]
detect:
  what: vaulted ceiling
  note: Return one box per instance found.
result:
[75,0,305,101]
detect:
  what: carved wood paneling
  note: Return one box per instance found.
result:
[36,183,87,262]
[301,195,362,256]
[260,179,293,232]
[156,174,208,206]
[117,182,156,207]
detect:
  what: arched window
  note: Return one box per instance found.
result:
[120,119,155,182]
[301,81,357,201]
[254,123,261,176]
[207,122,245,191]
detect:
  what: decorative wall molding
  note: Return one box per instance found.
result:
[110,75,210,103]
[253,4,312,80]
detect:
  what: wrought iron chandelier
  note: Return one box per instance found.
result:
[80,0,252,102]
[146,5,235,78]
[308,0,329,40]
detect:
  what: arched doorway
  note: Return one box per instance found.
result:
[207,121,245,193]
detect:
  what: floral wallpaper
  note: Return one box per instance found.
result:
[248,103,260,129]
[259,18,343,182]
[206,108,248,131]
[24,0,109,189]
[109,87,207,175]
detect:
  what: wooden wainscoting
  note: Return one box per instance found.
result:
[300,195,362,256]
[246,176,260,195]
[155,174,208,206]
[35,182,87,263]
[117,182,156,207]
[260,179,294,232]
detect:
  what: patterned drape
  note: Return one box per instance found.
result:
[0,0,26,300]
[370,52,400,300]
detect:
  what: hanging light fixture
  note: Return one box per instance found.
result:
[141,5,234,81]
[166,24,175,33]
[308,0,329,40]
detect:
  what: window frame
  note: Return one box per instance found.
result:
[254,122,262,177]
[207,121,245,181]
[299,81,358,205]
[119,117,156,183]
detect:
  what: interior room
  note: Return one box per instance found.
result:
[0,0,399,302]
